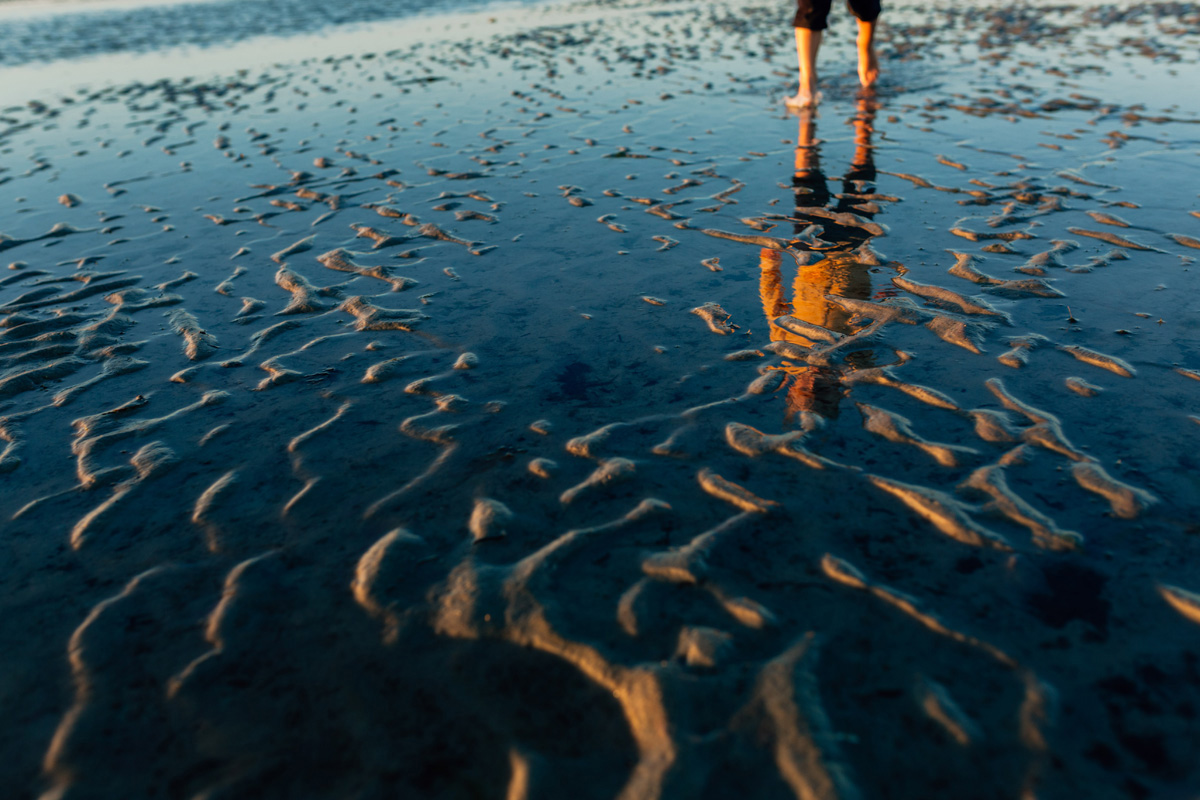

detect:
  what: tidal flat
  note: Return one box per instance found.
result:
[2,0,1200,797]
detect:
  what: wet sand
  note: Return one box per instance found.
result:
[3,0,1200,797]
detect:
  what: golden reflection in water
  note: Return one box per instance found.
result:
[760,96,882,422]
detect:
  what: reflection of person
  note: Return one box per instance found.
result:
[786,0,880,108]
[760,98,881,422]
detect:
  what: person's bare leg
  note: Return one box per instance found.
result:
[786,28,823,108]
[856,19,879,90]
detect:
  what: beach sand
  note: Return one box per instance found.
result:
[2,0,1200,797]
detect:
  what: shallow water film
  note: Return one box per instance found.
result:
[2,0,1200,797]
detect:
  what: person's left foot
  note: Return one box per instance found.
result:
[785,89,822,109]
[858,46,879,89]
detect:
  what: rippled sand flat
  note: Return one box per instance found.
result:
[2,0,1200,797]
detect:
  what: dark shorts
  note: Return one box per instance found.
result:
[793,0,881,30]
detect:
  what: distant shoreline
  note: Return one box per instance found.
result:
[0,0,221,22]
[0,0,548,63]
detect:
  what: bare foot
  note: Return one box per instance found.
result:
[858,44,879,89]
[785,87,822,109]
